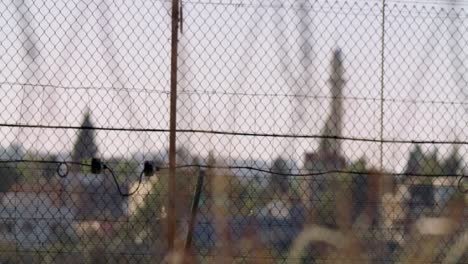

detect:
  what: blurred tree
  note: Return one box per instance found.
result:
[411,149,440,210]
[176,146,192,165]
[421,149,442,180]
[239,178,264,215]
[349,158,368,222]
[43,154,57,179]
[441,145,461,176]
[16,152,42,184]
[3,144,24,160]
[71,112,98,171]
[405,145,424,175]
[111,158,139,182]
[0,144,24,190]
[269,157,289,195]
[0,165,21,193]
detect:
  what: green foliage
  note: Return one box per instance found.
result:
[235,178,265,215]
[420,149,442,185]
[15,152,34,182]
[0,242,19,262]
[405,145,424,174]
[79,158,93,174]
[269,157,289,195]
[442,146,461,176]
[113,159,140,182]
[421,150,442,175]
[15,152,51,184]
[348,157,369,221]
[8,151,60,185]
[0,164,21,192]
[42,154,57,179]
[406,145,461,183]
[349,158,367,173]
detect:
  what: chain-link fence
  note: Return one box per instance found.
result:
[0,0,467,263]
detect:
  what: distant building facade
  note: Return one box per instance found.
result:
[0,185,75,249]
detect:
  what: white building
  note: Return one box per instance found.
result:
[125,177,159,217]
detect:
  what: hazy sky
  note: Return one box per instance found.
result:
[0,0,467,171]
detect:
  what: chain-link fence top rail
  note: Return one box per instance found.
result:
[0,0,467,263]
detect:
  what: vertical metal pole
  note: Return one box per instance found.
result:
[185,169,205,252]
[168,0,180,251]
[379,0,386,233]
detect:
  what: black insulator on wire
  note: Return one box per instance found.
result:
[56,162,69,178]
[143,161,156,177]
[91,158,103,174]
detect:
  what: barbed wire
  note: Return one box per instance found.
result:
[155,0,468,12]
[4,81,468,106]
[0,81,165,94]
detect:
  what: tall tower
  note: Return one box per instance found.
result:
[303,50,346,223]
[319,49,345,156]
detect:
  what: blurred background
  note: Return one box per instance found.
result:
[0,0,467,263]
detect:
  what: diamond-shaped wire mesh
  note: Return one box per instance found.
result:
[0,0,467,263]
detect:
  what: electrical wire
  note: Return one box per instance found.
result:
[1,159,466,195]
[166,164,468,193]
[1,159,465,179]
[103,164,145,197]
[167,164,461,177]
[0,123,466,145]
[0,159,146,197]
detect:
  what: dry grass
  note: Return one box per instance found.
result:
[159,158,467,264]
